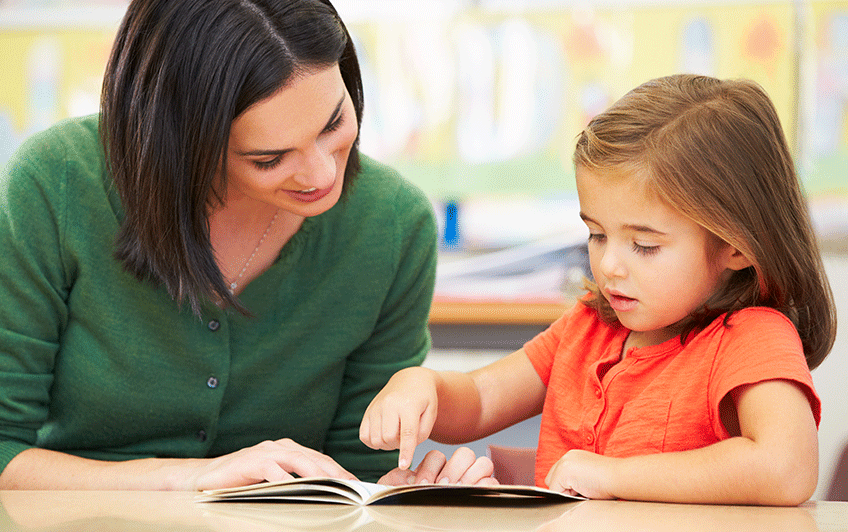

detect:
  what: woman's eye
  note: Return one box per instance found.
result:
[253,157,282,170]
[587,233,606,244]
[633,242,660,256]
[324,113,344,134]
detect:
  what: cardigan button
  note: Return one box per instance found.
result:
[207,320,221,331]
[197,430,207,442]
[207,376,219,389]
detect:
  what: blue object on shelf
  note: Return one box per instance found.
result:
[442,200,461,249]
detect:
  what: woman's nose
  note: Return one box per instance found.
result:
[294,144,335,190]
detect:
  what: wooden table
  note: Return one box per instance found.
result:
[428,298,569,350]
[0,490,845,531]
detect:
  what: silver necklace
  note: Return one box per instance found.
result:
[229,208,280,293]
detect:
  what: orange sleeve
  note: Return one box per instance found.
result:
[523,303,583,387]
[708,308,821,437]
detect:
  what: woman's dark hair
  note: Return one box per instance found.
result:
[101,0,364,315]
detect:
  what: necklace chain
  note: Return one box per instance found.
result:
[229,208,280,293]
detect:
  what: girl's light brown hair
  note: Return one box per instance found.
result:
[574,74,836,369]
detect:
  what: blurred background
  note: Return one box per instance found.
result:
[0,0,846,500]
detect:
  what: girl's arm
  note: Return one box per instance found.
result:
[360,349,546,471]
[545,379,818,505]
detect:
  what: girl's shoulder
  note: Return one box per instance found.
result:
[719,307,799,338]
[532,297,623,352]
[701,307,805,365]
[703,307,819,426]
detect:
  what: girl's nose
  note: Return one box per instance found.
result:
[598,246,627,279]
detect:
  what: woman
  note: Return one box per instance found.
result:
[0,0,490,489]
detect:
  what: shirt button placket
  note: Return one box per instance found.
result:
[201,314,226,450]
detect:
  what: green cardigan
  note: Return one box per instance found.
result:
[0,115,437,482]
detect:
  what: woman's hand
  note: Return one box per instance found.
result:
[378,447,497,486]
[360,367,440,470]
[185,438,357,491]
[544,449,618,499]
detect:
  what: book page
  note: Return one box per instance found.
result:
[197,478,583,506]
[196,478,387,505]
[365,483,582,504]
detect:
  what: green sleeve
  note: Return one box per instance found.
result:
[323,178,438,481]
[0,126,75,472]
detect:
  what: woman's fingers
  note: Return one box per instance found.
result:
[411,450,448,484]
[271,439,357,480]
[407,447,497,486]
[195,439,358,490]
[457,456,496,485]
[435,447,496,485]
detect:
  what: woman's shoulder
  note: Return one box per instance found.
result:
[5,114,103,184]
[14,114,100,159]
[342,154,435,226]
[354,155,431,207]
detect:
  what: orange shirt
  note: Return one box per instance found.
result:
[524,302,820,487]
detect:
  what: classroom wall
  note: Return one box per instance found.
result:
[2,1,847,201]
[0,0,846,500]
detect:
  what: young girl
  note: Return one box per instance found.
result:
[360,74,837,505]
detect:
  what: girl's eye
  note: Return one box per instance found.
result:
[633,242,660,256]
[253,157,283,171]
[587,233,606,244]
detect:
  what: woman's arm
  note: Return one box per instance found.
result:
[0,438,357,490]
[545,379,818,505]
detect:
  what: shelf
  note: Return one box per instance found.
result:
[429,298,568,325]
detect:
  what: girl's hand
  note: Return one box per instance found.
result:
[185,438,357,491]
[378,447,498,486]
[360,367,439,470]
[544,449,618,499]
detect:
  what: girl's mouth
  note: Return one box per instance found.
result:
[607,293,638,312]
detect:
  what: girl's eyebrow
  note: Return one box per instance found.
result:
[624,224,667,236]
[235,93,346,157]
[579,212,667,236]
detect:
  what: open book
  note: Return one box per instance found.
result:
[196,477,583,506]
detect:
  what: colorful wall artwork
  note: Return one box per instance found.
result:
[1,1,846,199]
